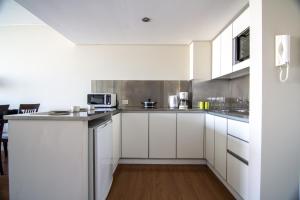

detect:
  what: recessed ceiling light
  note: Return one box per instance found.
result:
[142,17,151,22]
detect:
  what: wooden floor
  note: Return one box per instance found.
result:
[0,152,233,200]
[108,164,234,200]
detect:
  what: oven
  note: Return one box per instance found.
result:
[233,27,250,65]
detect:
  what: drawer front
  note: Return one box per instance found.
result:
[227,153,249,199]
[228,119,249,142]
[227,135,249,161]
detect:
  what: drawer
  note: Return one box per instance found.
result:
[228,119,249,142]
[227,135,249,161]
[227,153,249,199]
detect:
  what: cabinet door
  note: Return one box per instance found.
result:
[214,116,227,179]
[212,35,221,79]
[177,113,204,158]
[227,153,249,199]
[233,8,250,38]
[149,113,176,158]
[121,113,148,158]
[220,24,233,76]
[189,41,211,81]
[205,114,215,166]
[112,113,121,172]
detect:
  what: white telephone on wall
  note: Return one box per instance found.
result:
[275,35,290,82]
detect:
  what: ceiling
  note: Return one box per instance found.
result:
[15,0,248,44]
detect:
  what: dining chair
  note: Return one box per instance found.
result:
[2,109,18,159]
[19,104,40,114]
[0,105,9,176]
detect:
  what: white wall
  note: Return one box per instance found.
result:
[250,0,300,199]
[0,26,189,111]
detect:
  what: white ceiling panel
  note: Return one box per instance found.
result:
[15,0,248,44]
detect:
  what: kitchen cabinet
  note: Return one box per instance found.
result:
[220,24,233,76]
[177,113,204,158]
[227,153,249,199]
[112,113,121,172]
[189,41,211,80]
[228,119,249,142]
[149,113,176,158]
[232,8,250,38]
[121,113,148,158]
[205,114,215,166]
[227,124,249,199]
[214,116,227,179]
[212,24,233,79]
[212,35,221,79]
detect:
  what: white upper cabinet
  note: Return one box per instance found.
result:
[177,113,204,158]
[211,7,250,79]
[189,41,212,81]
[212,35,221,79]
[121,113,148,158]
[220,24,233,76]
[214,116,227,179]
[149,113,176,158]
[205,114,215,166]
[232,8,250,38]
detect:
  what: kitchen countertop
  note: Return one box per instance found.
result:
[207,111,249,123]
[4,107,248,123]
[4,109,121,121]
[120,107,249,123]
[120,107,206,113]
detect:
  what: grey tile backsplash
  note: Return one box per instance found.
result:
[91,80,191,108]
[91,75,249,110]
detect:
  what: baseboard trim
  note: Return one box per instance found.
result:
[207,162,242,200]
[119,158,207,165]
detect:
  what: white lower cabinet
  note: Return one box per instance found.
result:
[214,116,227,179]
[121,113,148,158]
[177,113,204,158]
[227,153,249,199]
[149,113,176,158]
[112,113,121,172]
[205,114,215,166]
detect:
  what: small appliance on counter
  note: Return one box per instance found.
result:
[142,99,157,108]
[87,93,117,108]
[168,95,179,109]
[178,92,189,109]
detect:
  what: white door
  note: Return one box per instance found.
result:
[95,121,113,200]
[112,113,121,172]
[205,114,215,166]
[214,116,227,179]
[121,113,148,158]
[149,113,176,158]
[220,24,233,76]
[212,35,221,79]
[177,113,204,158]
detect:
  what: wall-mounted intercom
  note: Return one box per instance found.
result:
[275,35,290,82]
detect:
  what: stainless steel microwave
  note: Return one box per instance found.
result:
[233,27,250,65]
[87,93,117,107]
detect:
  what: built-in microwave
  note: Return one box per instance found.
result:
[233,27,250,65]
[87,93,117,108]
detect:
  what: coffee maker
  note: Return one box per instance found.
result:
[178,92,189,109]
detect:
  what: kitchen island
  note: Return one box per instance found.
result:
[4,110,119,200]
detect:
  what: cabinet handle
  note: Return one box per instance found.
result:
[227,150,249,165]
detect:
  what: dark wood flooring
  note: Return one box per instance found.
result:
[108,164,234,200]
[0,151,233,200]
